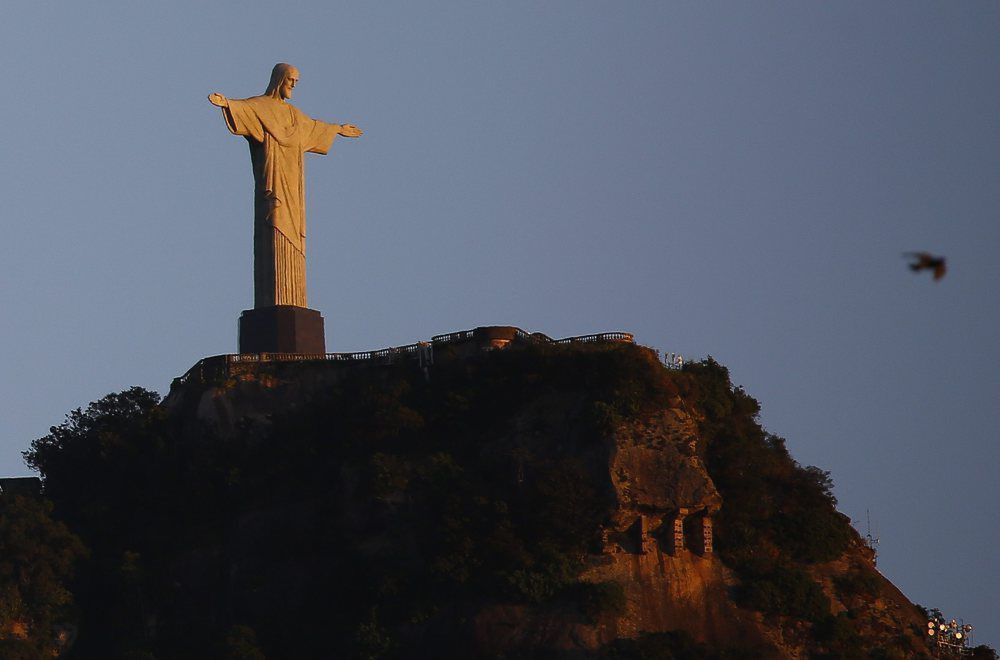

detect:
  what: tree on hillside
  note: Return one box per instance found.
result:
[0,494,86,656]
[23,387,164,543]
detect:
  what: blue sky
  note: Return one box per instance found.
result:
[2,0,997,645]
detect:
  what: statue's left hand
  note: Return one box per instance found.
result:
[339,124,363,138]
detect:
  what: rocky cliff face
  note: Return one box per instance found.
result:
[150,341,937,658]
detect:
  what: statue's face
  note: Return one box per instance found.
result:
[280,70,299,100]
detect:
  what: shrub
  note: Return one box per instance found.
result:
[834,569,880,598]
[812,612,863,656]
[0,495,86,655]
[563,580,627,623]
[602,630,705,659]
[737,565,829,623]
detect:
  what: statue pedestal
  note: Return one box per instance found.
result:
[238,306,326,354]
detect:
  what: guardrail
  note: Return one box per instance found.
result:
[226,342,431,365]
[430,330,475,344]
[555,332,634,345]
[172,327,641,387]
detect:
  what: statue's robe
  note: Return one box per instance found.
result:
[221,96,339,308]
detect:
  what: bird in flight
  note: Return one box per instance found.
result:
[903,252,947,281]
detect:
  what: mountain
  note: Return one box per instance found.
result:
[9,327,991,658]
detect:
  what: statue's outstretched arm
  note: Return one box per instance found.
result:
[208,93,229,108]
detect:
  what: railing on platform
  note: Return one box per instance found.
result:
[513,329,555,343]
[430,330,475,344]
[225,342,431,365]
[428,327,634,349]
[173,327,648,387]
[554,331,634,345]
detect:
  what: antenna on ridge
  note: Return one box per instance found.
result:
[865,508,879,564]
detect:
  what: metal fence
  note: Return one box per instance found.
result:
[173,327,645,387]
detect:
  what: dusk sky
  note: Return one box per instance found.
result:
[2,1,997,645]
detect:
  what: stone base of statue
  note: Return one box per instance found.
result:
[238,306,326,354]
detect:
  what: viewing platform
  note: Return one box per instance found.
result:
[172,326,637,388]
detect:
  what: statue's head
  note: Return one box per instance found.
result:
[266,63,299,101]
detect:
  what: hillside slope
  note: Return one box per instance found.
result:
[17,337,970,658]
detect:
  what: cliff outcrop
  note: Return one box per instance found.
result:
[22,333,948,658]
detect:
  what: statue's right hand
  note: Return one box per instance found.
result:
[208,93,229,108]
[338,124,363,138]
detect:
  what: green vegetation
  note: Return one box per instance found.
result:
[834,567,881,598]
[5,343,984,658]
[0,494,86,656]
[683,359,852,563]
[679,357,852,625]
[602,630,773,659]
[20,345,669,657]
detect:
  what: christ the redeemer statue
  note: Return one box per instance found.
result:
[209,63,361,353]
[209,63,362,308]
